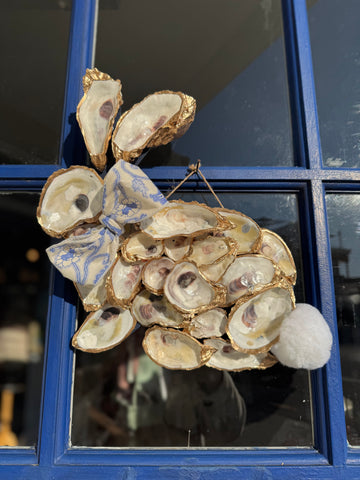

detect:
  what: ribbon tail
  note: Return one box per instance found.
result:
[46,226,119,286]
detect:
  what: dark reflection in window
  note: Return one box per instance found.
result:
[0,2,71,164]
[327,194,360,445]
[72,192,312,447]
[0,193,50,446]
[95,0,293,167]
[308,0,360,168]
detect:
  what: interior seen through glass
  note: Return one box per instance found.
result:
[308,0,360,168]
[0,193,50,446]
[71,192,312,448]
[95,0,294,167]
[326,194,360,445]
[0,2,71,165]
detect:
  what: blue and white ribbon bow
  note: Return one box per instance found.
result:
[46,160,167,286]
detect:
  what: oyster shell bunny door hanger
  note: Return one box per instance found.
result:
[37,68,333,372]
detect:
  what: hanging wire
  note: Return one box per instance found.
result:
[166,159,224,208]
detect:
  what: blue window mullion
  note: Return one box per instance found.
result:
[291,0,323,171]
[38,272,77,466]
[309,179,347,465]
[38,0,97,466]
[59,0,98,169]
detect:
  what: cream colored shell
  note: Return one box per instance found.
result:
[112,91,196,162]
[37,166,103,238]
[143,327,215,370]
[164,261,226,314]
[76,68,123,171]
[204,338,277,371]
[131,290,185,328]
[227,284,295,354]
[140,201,232,239]
[260,229,297,284]
[72,304,136,353]
[215,207,262,254]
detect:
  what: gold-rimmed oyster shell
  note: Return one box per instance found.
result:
[112,91,196,162]
[260,229,297,284]
[187,235,237,267]
[140,200,232,239]
[200,255,235,283]
[121,232,164,262]
[163,261,226,314]
[215,208,262,254]
[106,257,144,307]
[37,166,103,238]
[227,284,295,354]
[131,290,185,328]
[220,255,277,305]
[143,327,215,370]
[77,68,123,171]
[187,308,227,339]
[164,236,192,261]
[142,257,175,294]
[204,338,278,372]
[72,304,136,353]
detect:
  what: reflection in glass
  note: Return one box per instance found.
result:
[0,193,50,446]
[95,0,293,167]
[327,194,360,445]
[72,192,313,447]
[308,0,360,168]
[0,2,71,164]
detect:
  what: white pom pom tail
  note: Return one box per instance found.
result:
[271,303,333,370]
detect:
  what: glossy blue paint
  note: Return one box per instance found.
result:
[59,0,97,169]
[291,0,348,465]
[1,0,360,477]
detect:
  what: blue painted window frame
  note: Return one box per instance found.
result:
[1,0,360,477]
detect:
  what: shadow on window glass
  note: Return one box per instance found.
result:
[0,193,50,446]
[95,0,294,167]
[327,194,360,445]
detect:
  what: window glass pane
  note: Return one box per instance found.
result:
[0,193,50,446]
[0,2,72,165]
[71,192,312,447]
[308,0,360,168]
[95,0,294,167]
[326,194,360,445]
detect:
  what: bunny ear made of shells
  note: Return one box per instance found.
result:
[111,90,196,163]
[76,68,123,171]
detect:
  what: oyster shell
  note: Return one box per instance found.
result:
[76,68,123,171]
[75,274,108,312]
[72,304,136,353]
[143,327,215,370]
[200,255,235,283]
[164,236,192,261]
[227,285,295,353]
[187,308,227,339]
[260,229,297,284]
[220,255,277,305]
[112,91,196,162]
[142,257,175,294]
[37,166,103,237]
[204,338,278,371]
[187,235,236,267]
[107,257,143,307]
[121,232,164,262]
[140,201,232,239]
[131,290,185,328]
[215,208,262,254]
[164,261,226,314]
